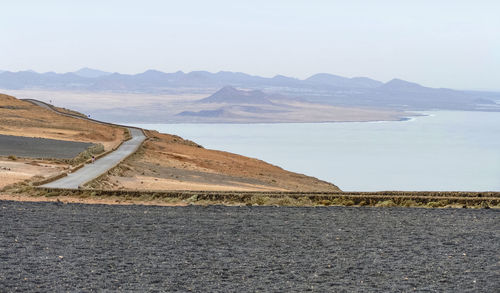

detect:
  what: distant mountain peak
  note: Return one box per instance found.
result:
[306,73,382,88]
[381,78,425,90]
[273,74,293,79]
[218,85,239,92]
[306,73,344,82]
[73,67,111,78]
[199,86,274,105]
[142,69,163,73]
[138,69,169,76]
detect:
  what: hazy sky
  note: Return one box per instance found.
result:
[1,0,499,90]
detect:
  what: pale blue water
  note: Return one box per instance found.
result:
[134,111,500,191]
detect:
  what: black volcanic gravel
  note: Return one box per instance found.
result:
[0,201,499,292]
[0,134,92,159]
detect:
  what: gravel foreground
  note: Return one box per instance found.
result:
[0,201,498,292]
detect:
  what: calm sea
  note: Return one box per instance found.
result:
[134,111,500,191]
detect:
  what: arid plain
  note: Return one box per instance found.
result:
[0,89,409,124]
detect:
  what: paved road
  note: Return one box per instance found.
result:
[23,99,146,189]
[43,128,145,188]
[24,99,89,120]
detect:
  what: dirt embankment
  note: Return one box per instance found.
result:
[0,93,125,151]
[89,130,340,192]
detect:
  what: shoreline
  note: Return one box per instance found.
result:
[128,114,418,125]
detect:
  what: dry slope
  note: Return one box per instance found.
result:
[0,93,125,150]
[89,130,340,192]
[0,93,126,189]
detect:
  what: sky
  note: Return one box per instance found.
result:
[1,0,499,90]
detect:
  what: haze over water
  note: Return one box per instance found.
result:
[136,111,500,191]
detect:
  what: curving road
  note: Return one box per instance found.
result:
[23,99,146,189]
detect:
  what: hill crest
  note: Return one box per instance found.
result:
[199,86,276,105]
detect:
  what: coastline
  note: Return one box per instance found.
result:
[129,112,418,125]
[136,110,500,192]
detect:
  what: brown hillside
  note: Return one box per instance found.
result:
[90,130,340,192]
[0,93,125,150]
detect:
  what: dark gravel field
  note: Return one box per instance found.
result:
[0,134,92,159]
[0,201,498,292]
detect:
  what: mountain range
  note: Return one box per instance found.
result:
[1,68,499,111]
[0,68,384,91]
